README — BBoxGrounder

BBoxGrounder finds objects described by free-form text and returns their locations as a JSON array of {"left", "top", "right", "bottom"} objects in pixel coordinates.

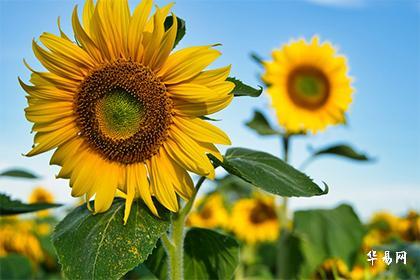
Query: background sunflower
[{"left": 262, "top": 36, "right": 353, "bottom": 133}]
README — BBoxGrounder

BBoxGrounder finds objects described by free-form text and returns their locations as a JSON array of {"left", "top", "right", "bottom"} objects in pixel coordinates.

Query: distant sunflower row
[
  {"left": 0, "top": 187, "right": 57, "bottom": 274},
  {"left": 187, "top": 193, "right": 280, "bottom": 244},
  {"left": 187, "top": 192, "right": 419, "bottom": 246}
]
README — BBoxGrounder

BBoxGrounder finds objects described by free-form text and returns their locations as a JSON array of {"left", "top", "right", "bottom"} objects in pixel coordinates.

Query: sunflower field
[{"left": 0, "top": 0, "right": 419, "bottom": 279}]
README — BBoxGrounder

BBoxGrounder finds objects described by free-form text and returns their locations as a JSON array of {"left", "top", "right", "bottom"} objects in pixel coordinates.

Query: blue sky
[{"left": 0, "top": 0, "right": 419, "bottom": 219}]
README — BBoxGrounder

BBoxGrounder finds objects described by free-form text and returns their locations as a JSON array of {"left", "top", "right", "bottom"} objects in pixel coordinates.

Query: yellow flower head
[
  {"left": 263, "top": 36, "right": 353, "bottom": 133},
  {"left": 399, "top": 210, "right": 420, "bottom": 242},
  {"left": 21, "top": 0, "right": 234, "bottom": 223},
  {"left": 369, "top": 211, "right": 401, "bottom": 241},
  {"left": 28, "top": 187, "right": 54, "bottom": 204},
  {"left": 314, "top": 258, "right": 349, "bottom": 280},
  {"left": 0, "top": 224, "right": 44, "bottom": 263},
  {"left": 187, "top": 193, "right": 229, "bottom": 229},
  {"left": 230, "top": 196, "right": 279, "bottom": 244},
  {"left": 29, "top": 187, "right": 55, "bottom": 217}
]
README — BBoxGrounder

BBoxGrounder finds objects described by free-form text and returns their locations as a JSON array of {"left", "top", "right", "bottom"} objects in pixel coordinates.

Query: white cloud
[{"left": 306, "top": 0, "right": 366, "bottom": 8}]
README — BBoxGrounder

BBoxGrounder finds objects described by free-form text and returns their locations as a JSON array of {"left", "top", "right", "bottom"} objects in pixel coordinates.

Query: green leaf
[
  {"left": 184, "top": 228, "right": 240, "bottom": 278},
  {"left": 0, "top": 254, "right": 33, "bottom": 279},
  {"left": 227, "top": 77, "right": 263, "bottom": 97},
  {"left": 145, "top": 228, "right": 240, "bottom": 280},
  {"left": 250, "top": 52, "right": 264, "bottom": 66},
  {"left": 277, "top": 231, "right": 304, "bottom": 279},
  {"left": 0, "top": 168, "right": 39, "bottom": 179},
  {"left": 164, "top": 15, "right": 186, "bottom": 49},
  {"left": 245, "top": 110, "right": 280, "bottom": 136},
  {"left": 208, "top": 148, "right": 328, "bottom": 197},
  {"left": 311, "top": 144, "right": 372, "bottom": 161},
  {"left": 0, "top": 193, "right": 61, "bottom": 216},
  {"left": 200, "top": 115, "right": 220, "bottom": 122},
  {"left": 124, "top": 264, "right": 159, "bottom": 280},
  {"left": 52, "top": 199, "right": 170, "bottom": 280},
  {"left": 214, "top": 175, "right": 253, "bottom": 201},
  {"left": 143, "top": 240, "right": 168, "bottom": 280},
  {"left": 293, "top": 204, "right": 365, "bottom": 277}
]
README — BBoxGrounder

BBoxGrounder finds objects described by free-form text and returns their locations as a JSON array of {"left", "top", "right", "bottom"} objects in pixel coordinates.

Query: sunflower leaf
[
  {"left": 145, "top": 228, "right": 240, "bottom": 280},
  {"left": 164, "top": 16, "right": 186, "bottom": 49},
  {"left": 250, "top": 52, "right": 264, "bottom": 66},
  {"left": 0, "top": 193, "right": 61, "bottom": 216},
  {"left": 0, "top": 168, "right": 39, "bottom": 179},
  {"left": 245, "top": 110, "right": 280, "bottom": 135},
  {"left": 310, "top": 143, "right": 373, "bottom": 161},
  {"left": 227, "top": 77, "right": 263, "bottom": 97},
  {"left": 293, "top": 204, "right": 365, "bottom": 278},
  {"left": 208, "top": 148, "right": 328, "bottom": 197},
  {"left": 0, "top": 254, "right": 33, "bottom": 279},
  {"left": 52, "top": 198, "right": 170, "bottom": 280}
]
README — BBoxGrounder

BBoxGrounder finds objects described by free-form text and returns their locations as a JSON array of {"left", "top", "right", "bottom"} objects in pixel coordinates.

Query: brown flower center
[
  {"left": 287, "top": 65, "right": 330, "bottom": 110},
  {"left": 249, "top": 201, "right": 277, "bottom": 224},
  {"left": 75, "top": 60, "right": 173, "bottom": 164}
]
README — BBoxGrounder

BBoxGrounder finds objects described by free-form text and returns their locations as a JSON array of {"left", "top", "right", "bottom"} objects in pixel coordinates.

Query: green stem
[
  {"left": 165, "top": 176, "right": 206, "bottom": 280},
  {"left": 276, "top": 135, "right": 291, "bottom": 279},
  {"left": 280, "top": 136, "right": 290, "bottom": 224}
]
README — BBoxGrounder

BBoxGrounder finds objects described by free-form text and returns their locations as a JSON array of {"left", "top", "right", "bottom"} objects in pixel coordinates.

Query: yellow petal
[
  {"left": 123, "top": 165, "right": 136, "bottom": 224},
  {"left": 40, "top": 33, "right": 95, "bottom": 70},
  {"left": 167, "top": 83, "right": 212, "bottom": 102},
  {"left": 149, "top": 13, "right": 178, "bottom": 71},
  {"left": 148, "top": 155, "right": 179, "bottom": 212},
  {"left": 94, "top": 162, "right": 120, "bottom": 213},
  {"left": 174, "top": 117, "right": 231, "bottom": 145},
  {"left": 188, "top": 65, "right": 231, "bottom": 86},
  {"left": 198, "top": 142, "right": 224, "bottom": 162},
  {"left": 165, "top": 126, "right": 215, "bottom": 178},
  {"left": 19, "top": 78, "right": 73, "bottom": 101},
  {"left": 132, "top": 163, "right": 158, "bottom": 216},
  {"left": 26, "top": 124, "right": 78, "bottom": 157},
  {"left": 70, "top": 152, "right": 101, "bottom": 197},
  {"left": 32, "top": 40, "right": 84, "bottom": 80},
  {"left": 159, "top": 148, "right": 194, "bottom": 200},
  {"left": 127, "top": 0, "right": 153, "bottom": 61},
  {"left": 158, "top": 46, "right": 221, "bottom": 84},
  {"left": 72, "top": 6, "right": 103, "bottom": 63},
  {"left": 173, "top": 93, "right": 233, "bottom": 116},
  {"left": 50, "top": 137, "right": 83, "bottom": 166},
  {"left": 82, "top": 0, "right": 95, "bottom": 35}
]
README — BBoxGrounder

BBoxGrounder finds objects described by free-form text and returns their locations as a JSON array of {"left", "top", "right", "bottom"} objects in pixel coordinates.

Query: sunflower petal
[
  {"left": 165, "top": 126, "right": 215, "bottom": 179},
  {"left": 174, "top": 117, "right": 231, "bottom": 145},
  {"left": 159, "top": 46, "right": 221, "bottom": 84},
  {"left": 148, "top": 155, "right": 179, "bottom": 212},
  {"left": 159, "top": 148, "right": 194, "bottom": 200},
  {"left": 94, "top": 162, "right": 120, "bottom": 213}
]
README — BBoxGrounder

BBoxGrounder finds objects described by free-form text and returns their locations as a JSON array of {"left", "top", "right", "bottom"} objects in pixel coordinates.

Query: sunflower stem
[
  {"left": 165, "top": 176, "right": 206, "bottom": 280},
  {"left": 276, "top": 135, "right": 291, "bottom": 279}
]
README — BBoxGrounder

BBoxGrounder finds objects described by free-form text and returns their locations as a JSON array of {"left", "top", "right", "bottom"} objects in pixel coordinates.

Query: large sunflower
[
  {"left": 230, "top": 196, "right": 279, "bottom": 244},
  {"left": 263, "top": 36, "right": 353, "bottom": 133},
  {"left": 21, "top": 0, "right": 233, "bottom": 223}
]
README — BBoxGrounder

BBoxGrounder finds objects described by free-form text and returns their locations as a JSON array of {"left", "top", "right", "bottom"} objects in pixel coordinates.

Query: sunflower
[
  {"left": 398, "top": 210, "right": 420, "bottom": 242},
  {"left": 29, "top": 187, "right": 54, "bottom": 204},
  {"left": 0, "top": 223, "right": 44, "bottom": 263},
  {"left": 313, "top": 258, "right": 349, "bottom": 280},
  {"left": 230, "top": 196, "right": 279, "bottom": 244},
  {"left": 262, "top": 36, "right": 353, "bottom": 133},
  {"left": 21, "top": 0, "right": 233, "bottom": 222},
  {"left": 29, "top": 187, "right": 55, "bottom": 217},
  {"left": 368, "top": 211, "right": 401, "bottom": 242},
  {"left": 187, "top": 193, "right": 229, "bottom": 229}
]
